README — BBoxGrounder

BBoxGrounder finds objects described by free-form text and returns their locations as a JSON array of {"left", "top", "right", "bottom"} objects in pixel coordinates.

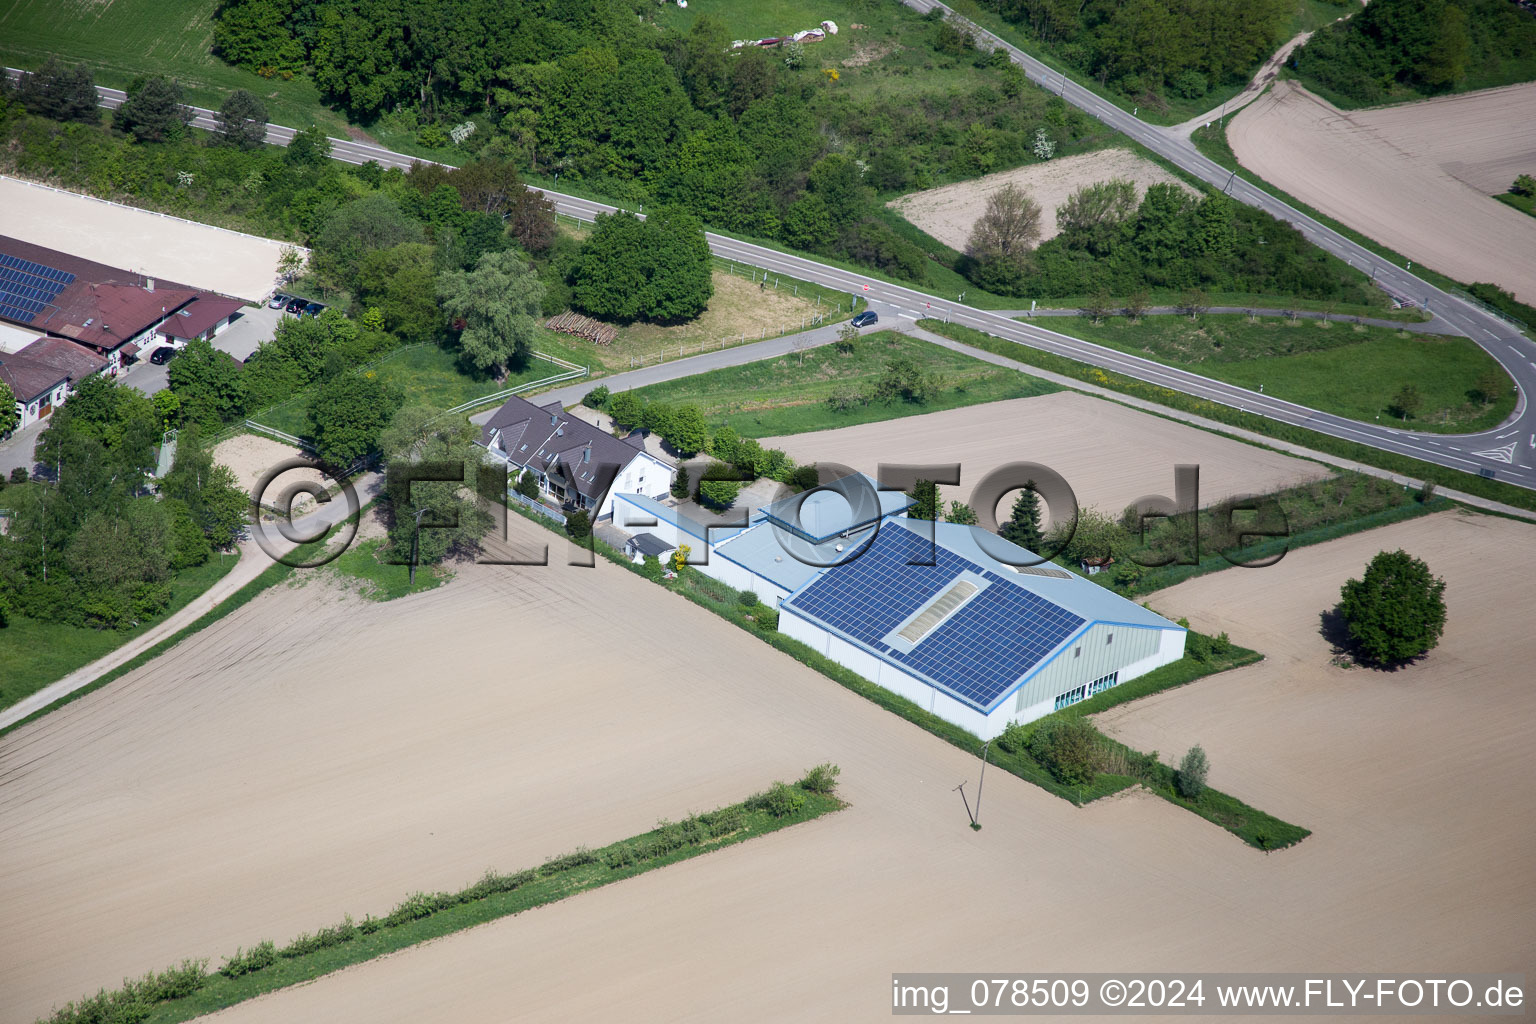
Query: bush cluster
[{"left": 41, "top": 960, "right": 208, "bottom": 1024}]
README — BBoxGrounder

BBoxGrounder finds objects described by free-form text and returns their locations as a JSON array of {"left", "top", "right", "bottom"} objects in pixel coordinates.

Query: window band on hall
[{"left": 1053, "top": 671, "right": 1120, "bottom": 710}]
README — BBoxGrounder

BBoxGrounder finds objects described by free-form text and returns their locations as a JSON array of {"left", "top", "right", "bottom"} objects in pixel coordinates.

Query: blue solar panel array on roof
[
  {"left": 0, "top": 251, "right": 75, "bottom": 324},
  {"left": 783, "top": 525, "right": 1085, "bottom": 711}
]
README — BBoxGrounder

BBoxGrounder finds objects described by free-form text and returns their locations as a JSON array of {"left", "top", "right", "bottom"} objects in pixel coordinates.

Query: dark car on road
[
  {"left": 149, "top": 346, "right": 177, "bottom": 365},
  {"left": 268, "top": 293, "right": 287, "bottom": 309},
  {"left": 851, "top": 311, "right": 878, "bottom": 328},
  {"left": 284, "top": 297, "right": 306, "bottom": 314}
]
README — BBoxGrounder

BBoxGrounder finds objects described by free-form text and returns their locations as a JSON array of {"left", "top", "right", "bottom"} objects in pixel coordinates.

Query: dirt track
[
  {"left": 200, "top": 512, "right": 1534, "bottom": 1023},
  {"left": 1227, "top": 80, "right": 1536, "bottom": 302},
  {"left": 0, "top": 175, "right": 292, "bottom": 303},
  {"left": 887, "top": 149, "right": 1197, "bottom": 251},
  {"left": 761, "top": 391, "right": 1330, "bottom": 528}
]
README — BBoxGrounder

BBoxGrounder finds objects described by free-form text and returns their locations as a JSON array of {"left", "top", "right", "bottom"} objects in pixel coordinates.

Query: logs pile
[{"left": 545, "top": 310, "right": 617, "bottom": 345}]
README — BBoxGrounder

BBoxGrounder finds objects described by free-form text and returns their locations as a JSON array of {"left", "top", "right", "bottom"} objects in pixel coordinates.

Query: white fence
[{"left": 441, "top": 362, "right": 590, "bottom": 416}]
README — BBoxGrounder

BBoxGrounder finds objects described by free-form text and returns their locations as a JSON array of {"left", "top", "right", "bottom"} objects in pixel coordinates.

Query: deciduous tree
[
  {"left": 436, "top": 249, "right": 544, "bottom": 374},
  {"left": 966, "top": 184, "right": 1042, "bottom": 292},
  {"left": 311, "top": 369, "right": 401, "bottom": 467},
  {"left": 1337, "top": 549, "right": 1447, "bottom": 665}
]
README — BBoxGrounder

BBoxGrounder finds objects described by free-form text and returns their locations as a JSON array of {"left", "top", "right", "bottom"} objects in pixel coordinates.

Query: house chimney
[
  {"left": 583, "top": 443, "right": 591, "bottom": 463},
  {"left": 550, "top": 412, "right": 558, "bottom": 426},
  {"left": 145, "top": 277, "right": 154, "bottom": 293}
]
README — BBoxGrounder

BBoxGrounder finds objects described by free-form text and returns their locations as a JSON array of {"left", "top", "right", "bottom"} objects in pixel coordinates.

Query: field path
[{"left": 0, "top": 470, "right": 381, "bottom": 733}]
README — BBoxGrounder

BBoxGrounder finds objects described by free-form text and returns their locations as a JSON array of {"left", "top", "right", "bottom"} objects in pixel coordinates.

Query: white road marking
[
  {"left": 898, "top": 312, "right": 919, "bottom": 320},
  {"left": 1471, "top": 442, "right": 1518, "bottom": 463},
  {"left": 1498, "top": 430, "right": 1519, "bottom": 439}
]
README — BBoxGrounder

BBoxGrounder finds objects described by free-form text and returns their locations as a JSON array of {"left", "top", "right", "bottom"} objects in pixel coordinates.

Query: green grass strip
[
  {"left": 40, "top": 787, "right": 844, "bottom": 1024},
  {"left": 0, "top": 525, "right": 345, "bottom": 741},
  {"left": 917, "top": 318, "right": 1536, "bottom": 513}
]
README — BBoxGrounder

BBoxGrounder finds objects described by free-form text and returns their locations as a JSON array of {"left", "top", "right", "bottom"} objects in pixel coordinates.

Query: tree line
[
  {"left": 1295, "top": 0, "right": 1536, "bottom": 106},
  {"left": 208, "top": 1, "right": 1100, "bottom": 283},
  {"left": 0, "top": 378, "right": 246, "bottom": 629},
  {"left": 977, "top": 0, "right": 1348, "bottom": 108}
]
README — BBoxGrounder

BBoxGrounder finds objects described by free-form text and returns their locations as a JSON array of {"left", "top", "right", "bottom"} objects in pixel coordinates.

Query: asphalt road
[{"left": 7, "top": 58, "right": 1534, "bottom": 488}]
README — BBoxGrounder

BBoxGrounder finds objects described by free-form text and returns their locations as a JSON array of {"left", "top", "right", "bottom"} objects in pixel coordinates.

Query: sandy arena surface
[
  {"left": 1227, "top": 80, "right": 1536, "bottom": 302},
  {"left": 213, "top": 433, "right": 326, "bottom": 515},
  {"left": 174, "top": 511, "right": 1534, "bottom": 1024},
  {"left": 887, "top": 149, "right": 1199, "bottom": 251},
  {"left": 0, "top": 175, "right": 294, "bottom": 302},
  {"left": 760, "top": 391, "right": 1330, "bottom": 528}
]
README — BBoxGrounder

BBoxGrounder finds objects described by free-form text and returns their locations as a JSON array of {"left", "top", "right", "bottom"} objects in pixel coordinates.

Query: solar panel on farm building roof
[{"left": 782, "top": 521, "right": 1086, "bottom": 711}]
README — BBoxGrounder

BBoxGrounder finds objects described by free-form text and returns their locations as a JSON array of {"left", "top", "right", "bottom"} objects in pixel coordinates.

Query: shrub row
[
  {"left": 40, "top": 774, "right": 841, "bottom": 1024},
  {"left": 40, "top": 960, "right": 208, "bottom": 1024},
  {"left": 917, "top": 319, "right": 1536, "bottom": 514}
]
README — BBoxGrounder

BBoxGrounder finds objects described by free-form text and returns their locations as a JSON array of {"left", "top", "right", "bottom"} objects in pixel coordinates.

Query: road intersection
[{"left": 7, "top": 48, "right": 1532, "bottom": 489}]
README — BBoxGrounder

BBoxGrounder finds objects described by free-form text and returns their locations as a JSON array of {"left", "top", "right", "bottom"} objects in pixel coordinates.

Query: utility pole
[{"left": 972, "top": 740, "right": 992, "bottom": 830}]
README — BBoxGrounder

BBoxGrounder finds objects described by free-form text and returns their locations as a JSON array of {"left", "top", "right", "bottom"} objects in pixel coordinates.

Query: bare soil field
[
  {"left": 1227, "top": 80, "right": 1536, "bottom": 301},
  {"left": 1095, "top": 510, "right": 1536, "bottom": 963},
  {"left": 198, "top": 515, "right": 1535, "bottom": 1024},
  {"left": 212, "top": 433, "right": 324, "bottom": 515},
  {"left": 887, "top": 149, "right": 1199, "bottom": 251},
  {"left": 760, "top": 390, "right": 1330, "bottom": 528},
  {"left": 2, "top": 499, "right": 1530, "bottom": 1022},
  {"left": 0, "top": 175, "right": 293, "bottom": 303}
]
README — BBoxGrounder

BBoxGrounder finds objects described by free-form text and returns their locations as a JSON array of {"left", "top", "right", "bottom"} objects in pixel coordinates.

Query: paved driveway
[{"left": 0, "top": 303, "right": 288, "bottom": 476}]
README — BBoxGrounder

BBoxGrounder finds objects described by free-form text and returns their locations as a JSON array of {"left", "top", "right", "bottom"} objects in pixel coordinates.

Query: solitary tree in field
[
  {"left": 1388, "top": 383, "right": 1423, "bottom": 421},
  {"left": 1513, "top": 174, "right": 1536, "bottom": 198},
  {"left": 1000, "top": 482, "right": 1044, "bottom": 553},
  {"left": 1337, "top": 549, "right": 1447, "bottom": 666},
  {"left": 1080, "top": 288, "right": 1113, "bottom": 325},
  {"left": 966, "top": 184, "right": 1042, "bottom": 293},
  {"left": 1179, "top": 287, "right": 1210, "bottom": 320},
  {"left": 1473, "top": 369, "right": 1507, "bottom": 406},
  {"left": 215, "top": 89, "right": 268, "bottom": 149},
  {"left": 380, "top": 405, "right": 493, "bottom": 567}
]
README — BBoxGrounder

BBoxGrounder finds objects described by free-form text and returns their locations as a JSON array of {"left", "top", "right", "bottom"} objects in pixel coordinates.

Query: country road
[{"left": 6, "top": 49, "right": 1534, "bottom": 489}]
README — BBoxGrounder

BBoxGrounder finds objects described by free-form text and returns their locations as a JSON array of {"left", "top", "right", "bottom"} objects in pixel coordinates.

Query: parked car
[
  {"left": 268, "top": 293, "right": 287, "bottom": 309},
  {"left": 851, "top": 311, "right": 878, "bottom": 328},
  {"left": 149, "top": 346, "right": 177, "bottom": 365},
  {"left": 284, "top": 297, "right": 306, "bottom": 314},
  {"left": 303, "top": 302, "right": 324, "bottom": 318}
]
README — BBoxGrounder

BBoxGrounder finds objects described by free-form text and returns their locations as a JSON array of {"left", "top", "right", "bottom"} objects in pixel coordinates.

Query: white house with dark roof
[
  {"left": 777, "top": 519, "right": 1186, "bottom": 739},
  {"left": 477, "top": 394, "right": 673, "bottom": 518}
]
